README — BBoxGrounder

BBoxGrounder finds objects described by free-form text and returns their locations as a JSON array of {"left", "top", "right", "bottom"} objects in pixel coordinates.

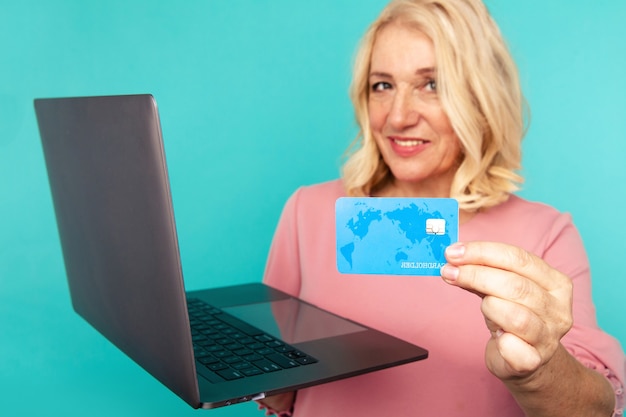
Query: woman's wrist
[
  {"left": 256, "top": 391, "right": 296, "bottom": 416},
  {"left": 256, "top": 400, "right": 294, "bottom": 416}
]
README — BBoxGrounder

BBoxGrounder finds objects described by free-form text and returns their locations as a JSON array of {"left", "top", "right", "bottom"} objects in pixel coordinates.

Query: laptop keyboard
[{"left": 187, "top": 298, "right": 318, "bottom": 382}]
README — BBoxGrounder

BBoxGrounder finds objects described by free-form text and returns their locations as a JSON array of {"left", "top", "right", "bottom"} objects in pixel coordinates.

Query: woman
[{"left": 258, "top": 0, "right": 625, "bottom": 415}]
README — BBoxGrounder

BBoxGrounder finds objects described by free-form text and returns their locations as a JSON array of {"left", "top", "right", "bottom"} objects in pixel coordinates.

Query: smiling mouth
[{"left": 391, "top": 137, "right": 428, "bottom": 147}]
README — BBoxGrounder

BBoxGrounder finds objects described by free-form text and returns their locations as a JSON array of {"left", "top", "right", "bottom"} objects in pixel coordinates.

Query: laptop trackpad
[{"left": 223, "top": 299, "right": 365, "bottom": 344}]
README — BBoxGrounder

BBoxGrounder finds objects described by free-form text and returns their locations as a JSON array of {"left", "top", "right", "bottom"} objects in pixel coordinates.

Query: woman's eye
[
  {"left": 371, "top": 82, "right": 392, "bottom": 92},
  {"left": 425, "top": 79, "right": 437, "bottom": 92}
]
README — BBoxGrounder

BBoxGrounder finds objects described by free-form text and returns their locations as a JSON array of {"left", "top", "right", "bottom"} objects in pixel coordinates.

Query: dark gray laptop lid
[{"left": 34, "top": 94, "right": 201, "bottom": 407}]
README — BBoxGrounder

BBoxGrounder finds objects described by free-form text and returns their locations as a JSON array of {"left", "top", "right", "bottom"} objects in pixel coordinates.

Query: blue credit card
[{"left": 336, "top": 197, "right": 459, "bottom": 276}]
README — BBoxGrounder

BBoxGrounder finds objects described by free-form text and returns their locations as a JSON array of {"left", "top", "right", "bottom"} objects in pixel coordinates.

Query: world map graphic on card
[{"left": 335, "top": 197, "right": 459, "bottom": 276}]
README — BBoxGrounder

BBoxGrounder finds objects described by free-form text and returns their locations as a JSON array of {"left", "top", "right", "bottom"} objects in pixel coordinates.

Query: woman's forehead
[{"left": 369, "top": 23, "right": 436, "bottom": 74}]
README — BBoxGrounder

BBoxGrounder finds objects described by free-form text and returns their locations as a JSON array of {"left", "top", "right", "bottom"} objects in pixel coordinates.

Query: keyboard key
[
  {"left": 265, "top": 353, "right": 299, "bottom": 369},
  {"left": 252, "top": 359, "right": 282, "bottom": 372},
  {"left": 246, "top": 342, "right": 266, "bottom": 350},
  {"left": 223, "top": 355, "right": 244, "bottom": 365},
  {"left": 232, "top": 361, "right": 254, "bottom": 370},
  {"left": 254, "top": 335, "right": 274, "bottom": 343},
  {"left": 256, "top": 347, "right": 275, "bottom": 356},
  {"left": 233, "top": 348, "right": 254, "bottom": 357},
  {"left": 243, "top": 353, "right": 264, "bottom": 362},
  {"left": 225, "top": 343, "right": 244, "bottom": 351},
  {"left": 274, "top": 345, "right": 294, "bottom": 354},
  {"left": 216, "top": 368, "right": 244, "bottom": 381},
  {"left": 286, "top": 350, "right": 307, "bottom": 359},
  {"left": 208, "top": 362, "right": 228, "bottom": 371},
  {"left": 295, "top": 356, "right": 318, "bottom": 365},
  {"left": 205, "top": 345, "right": 224, "bottom": 353},
  {"left": 213, "top": 350, "right": 234, "bottom": 359},
  {"left": 198, "top": 355, "right": 220, "bottom": 365},
  {"left": 242, "top": 367, "right": 264, "bottom": 377}
]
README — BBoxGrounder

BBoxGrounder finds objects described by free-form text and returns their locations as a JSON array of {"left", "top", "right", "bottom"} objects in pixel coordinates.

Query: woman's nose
[{"left": 388, "top": 90, "right": 420, "bottom": 130}]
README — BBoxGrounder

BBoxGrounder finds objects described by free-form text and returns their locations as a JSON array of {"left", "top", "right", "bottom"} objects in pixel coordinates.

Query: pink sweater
[{"left": 263, "top": 179, "right": 625, "bottom": 416}]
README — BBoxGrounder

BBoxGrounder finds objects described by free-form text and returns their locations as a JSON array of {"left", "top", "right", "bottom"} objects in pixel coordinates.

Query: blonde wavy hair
[{"left": 342, "top": 0, "right": 526, "bottom": 211}]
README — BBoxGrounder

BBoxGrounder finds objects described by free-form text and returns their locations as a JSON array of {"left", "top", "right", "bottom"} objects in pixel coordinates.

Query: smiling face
[{"left": 368, "top": 22, "right": 462, "bottom": 197}]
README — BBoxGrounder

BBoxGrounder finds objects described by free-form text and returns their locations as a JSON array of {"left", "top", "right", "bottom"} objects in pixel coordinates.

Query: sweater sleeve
[
  {"left": 262, "top": 188, "right": 304, "bottom": 297},
  {"left": 541, "top": 213, "right": 625, "bottom": 415}
]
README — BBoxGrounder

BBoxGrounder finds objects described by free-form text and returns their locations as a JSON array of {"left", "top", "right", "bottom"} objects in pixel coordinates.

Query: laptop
[{"left": 33, "top": 94, "right": 428, "bottom": 409}]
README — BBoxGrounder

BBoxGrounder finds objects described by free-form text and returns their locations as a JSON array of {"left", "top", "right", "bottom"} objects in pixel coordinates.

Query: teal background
[{"left": 1, "top": 1, "right": 624, "bottom": 416}]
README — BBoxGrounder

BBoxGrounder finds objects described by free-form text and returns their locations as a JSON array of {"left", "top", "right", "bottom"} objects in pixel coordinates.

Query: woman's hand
[
  {"left": 257, "top": 391, "right": 296, "bottom": 415},
  {"left": 440, "top": 241, "right": 573, "bottom": 381}
]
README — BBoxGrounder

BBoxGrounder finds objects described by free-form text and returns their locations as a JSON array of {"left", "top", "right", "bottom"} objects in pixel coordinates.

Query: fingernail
[
  {"left": 440, "top": 264, "right": 459, "bottom": 282},
  {"left": 445, "top": 242, "right": 465, "bottom": 259}
]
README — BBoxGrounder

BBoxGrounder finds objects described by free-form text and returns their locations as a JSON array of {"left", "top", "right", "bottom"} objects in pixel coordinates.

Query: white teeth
[{"left": 393, "top": 139, "right": 425, "bottom": 147}]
